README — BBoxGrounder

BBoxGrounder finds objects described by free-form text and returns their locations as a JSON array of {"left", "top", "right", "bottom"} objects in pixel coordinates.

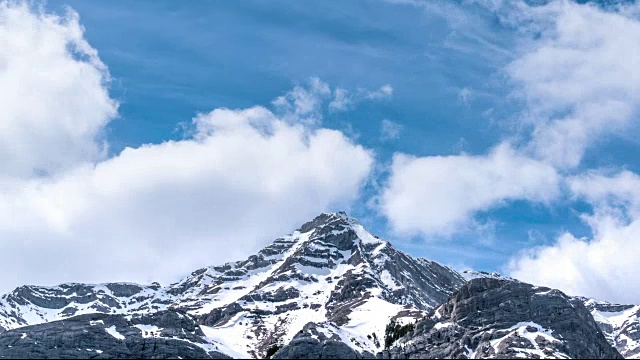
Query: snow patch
[
  {"left": 105, "top": 325, "right": 125, "bottom": 340},
  {"left": 134, "top": 324, "right": 163, "bottom": 338}
]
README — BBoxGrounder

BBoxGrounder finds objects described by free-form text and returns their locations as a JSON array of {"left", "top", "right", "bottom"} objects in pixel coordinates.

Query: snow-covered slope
[
  {"left": 188, "top": 212, "right": 465, "bottom": 358},
  {"left": 0, "top": 282, "right": 169, "bottom": 331},
  {"left": 578, "top": 297, "right": 640, "bottom": 359},
  {"left": 460, "top": 269, "right": 513, "bottom": 281},
  {"left": 0, "top": 212, "right": 465, "bottom": 358}
]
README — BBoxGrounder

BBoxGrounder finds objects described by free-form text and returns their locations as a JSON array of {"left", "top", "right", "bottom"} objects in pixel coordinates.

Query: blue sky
[
  {"left": 48, "top": 0, "right": 509, "bottom": 153},
  {"left": 2, "top": 0, "right": 640, "bottom": 303},
  {"left": 45, "top": 0, "right": 530, "bottom": 269},
  {"left": 45, "top": 0, "right": 640, "bottom": 278}
]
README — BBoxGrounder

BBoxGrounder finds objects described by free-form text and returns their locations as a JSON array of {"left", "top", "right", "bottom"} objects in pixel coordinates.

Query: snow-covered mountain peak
[
  {"left": 297, "top": 211, "right": 357, "bottom": 232},
  {"left": 0, "top": 212, "right": 465, "bottom": 358},
  {"left": 1, "top": 213, "right": 634, "bottom": 359}
]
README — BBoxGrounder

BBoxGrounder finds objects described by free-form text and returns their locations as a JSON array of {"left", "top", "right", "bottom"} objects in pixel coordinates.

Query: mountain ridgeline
[{"left": 0, "top": 212, "right": 635, "bottom": 359}]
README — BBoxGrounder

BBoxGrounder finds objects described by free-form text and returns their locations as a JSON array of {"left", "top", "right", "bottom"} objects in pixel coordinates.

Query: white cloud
[
  {"left": 569, "top": 170, "right": 640, "bottom": 216},
  {"left": 506, "top": 1, "right": 640, "bottom": 168},
  {"left": 379, "top": 119, "right": 402, "bottom": 141},
  {"left": 380, "top": 143, "right": 560, "bottom": 236},
  {"left": 509, "top": 171, "right": 640, "bottom": 304},
  {"left": 0, "top": 2, "right": 118, "bottom": 179},
  {"left": 272, "top": 77, "right": 331, "bottom": 125},
  {"left": 365, "top": 84, "right": 393, "bottom": 100},
  {"left": 328, "top": 84, "right": 393, "bottom": 112},
  {"left": 379, "top": 0, "right": 640, "bottom": 249},
  {"left": 494, "top": 1, "right": 640, "bottom": 303},
  {"left": 0, "top": 106, "right": 373, "bottom": 291},
  {"left": 328, "top": 88, "right": 351, "bottom": 112},
  {"left": 0, "top": 3, "right": 374, "bottom": 292}
]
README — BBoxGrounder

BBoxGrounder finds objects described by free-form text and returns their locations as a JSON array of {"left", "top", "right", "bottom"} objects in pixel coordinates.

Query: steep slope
[
  {"left": 192, "top": 212, "right": 465, "bottom": 358},
  {"left": 381, "top": 278, "right": 622, "bottom": 359},
  {"left": 0, "top": 212, "right": 465, "bottom": 359},
  {"left": 578, "top": 297, "right": 640, "bottom": 359}
]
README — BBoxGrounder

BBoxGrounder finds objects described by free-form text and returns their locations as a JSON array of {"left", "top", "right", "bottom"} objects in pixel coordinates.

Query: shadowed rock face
[
  {"left": 0, "top": 311, "right": 230, "bottom": 359},
  {"left": 272, "top": 322, "right": 375, "bottom": 359},
  {"left": 380, "top": 278, "right": 623, "bottom": 359}
]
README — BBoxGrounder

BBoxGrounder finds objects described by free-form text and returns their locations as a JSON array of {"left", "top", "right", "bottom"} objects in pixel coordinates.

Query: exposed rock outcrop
[{"left": 381, "top": 278, "right": 622, "bottom": 359}]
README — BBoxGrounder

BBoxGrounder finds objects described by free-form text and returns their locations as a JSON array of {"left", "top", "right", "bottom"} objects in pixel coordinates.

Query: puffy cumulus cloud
[
  {"left": 380, "top": 143, "right": 560, "bottom": 236},
  {"left": 0, "top": 3, "right": 374, "bottom": 292},
  {"left": 569, "top": 170, "right": 640, "bottom": 216},
  {"left": 506, "top": 0, "right": 640, "bottom": 168},
  {"left": 509, "top": 171, "right": 640, "bottom": 304},
  {"left": 500, "top": 1, "right": 640, "bottom": 303},
  {"left": 0, "top": 2, "right": 117, "bottom": 179},
  {"left": 0, "top": 106, "right": 373, "bottom": 291},
  {"left": 379, "top": 0, "right": 640, "bottom": 246}
]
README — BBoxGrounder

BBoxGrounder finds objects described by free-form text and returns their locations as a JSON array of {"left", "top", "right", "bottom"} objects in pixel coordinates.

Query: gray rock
[
  {"left": 0, "top": 311, "right": 230, "bottom": 359},
  {"left": 200, "top": 302, "right": 244, "bottom": 327},
  {"left": 382, "top": 278, "right": 623, "bottom": 359},
  {"left": 273, "top": 338, "right": 367, "bottom": 359},
  {"left": 273, "top": 323, "right": 374, "bottom": 359}
]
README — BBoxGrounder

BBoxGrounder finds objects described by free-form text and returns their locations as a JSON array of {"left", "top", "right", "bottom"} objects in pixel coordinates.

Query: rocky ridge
[
  {"left": 0, "top": 212, "right": 634, "bottom": 359},
  {"left": 0, "top": 212, "right": 465, "bottom": 358},
  {"left": 380, "top": 278, "right": 623, "bottom": 359},
  {"left": 0, "top": 310, "right": 230, "bottom": 359}
]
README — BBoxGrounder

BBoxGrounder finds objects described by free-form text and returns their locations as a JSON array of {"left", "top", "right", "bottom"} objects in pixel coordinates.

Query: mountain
[
  {"left": 0, "top": 212, "right": 465, "bottom": 358},
  {"left": 173, "top": 212, "right": 465, "bottom": 358},
  {"left": 380, "top": 278, "right": 622, "bottom": 359},
  {"left": 0, "top": 212, "right": 633, "bottom": 359}
]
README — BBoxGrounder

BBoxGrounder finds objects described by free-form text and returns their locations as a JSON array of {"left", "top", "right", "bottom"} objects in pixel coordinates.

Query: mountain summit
[{"left": 0, "top": 212, "right": 464, "bottom": 358}]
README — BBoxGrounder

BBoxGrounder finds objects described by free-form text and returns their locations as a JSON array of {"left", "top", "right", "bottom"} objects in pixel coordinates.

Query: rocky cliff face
[
  {"left": 380, "top": 278, "right": 623, "bottom": 359},
  {"left": 188, "top": 212, "right": 465, "bottom": 358},
  {"left": 0, "top": 310, "right": 229, "bottom": 359}
]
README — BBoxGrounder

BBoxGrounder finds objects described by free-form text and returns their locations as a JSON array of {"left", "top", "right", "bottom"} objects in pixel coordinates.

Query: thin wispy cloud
[
  {"left": 379, "top": 119, "right": 403, "bottom": 141},
  {"left": 328, "top": 84, "right": 394, "bottom": 112}
]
